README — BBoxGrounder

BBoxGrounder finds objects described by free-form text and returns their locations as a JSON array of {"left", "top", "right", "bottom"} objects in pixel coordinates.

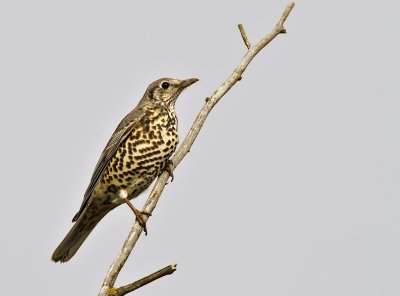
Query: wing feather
[{"left": 72, "top": 106, "right": 147, "bottom": 222}]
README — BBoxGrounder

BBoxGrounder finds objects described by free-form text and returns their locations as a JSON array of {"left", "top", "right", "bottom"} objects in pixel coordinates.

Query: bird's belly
[{"left": 96, "top": 114, "right": 178, "bottom": 205}]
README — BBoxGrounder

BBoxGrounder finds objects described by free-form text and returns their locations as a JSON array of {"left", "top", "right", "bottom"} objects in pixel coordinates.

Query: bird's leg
[
  {"left": 163, "top": 160, "right": 174, "bottom": 182},
  {"left": 122, "top": 197, "right": 152, "bottom": 235}
]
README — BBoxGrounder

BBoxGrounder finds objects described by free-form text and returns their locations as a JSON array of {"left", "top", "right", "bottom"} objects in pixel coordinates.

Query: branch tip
[
  {"left": 115, "top": 264, "right": 178, "bottom": 295},
  {"left": 277, "top": 2, "right": 295, "bottom": 28},
  {"left": 238, "top": 24, "right": 251, "bottom": 49}
]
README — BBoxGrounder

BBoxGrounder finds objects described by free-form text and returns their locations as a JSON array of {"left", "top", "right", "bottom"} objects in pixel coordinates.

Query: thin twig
[
  {"left": 238, "top": 24, "right": 251, "bottom": 49},
  {"left": 108, "top": 264, "right": 177, "bottom": 296},
  {"left": 99, "top": 2, "right": 294, "bottom": 295}
]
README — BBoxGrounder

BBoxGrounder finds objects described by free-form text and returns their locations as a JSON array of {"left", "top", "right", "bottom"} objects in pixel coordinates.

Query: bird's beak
[
  {"left": 172, "top": 78, "right": 198, "bottom": 103},
  {"left": 180, "top": 78, "right": 199, "bottom": 88}
]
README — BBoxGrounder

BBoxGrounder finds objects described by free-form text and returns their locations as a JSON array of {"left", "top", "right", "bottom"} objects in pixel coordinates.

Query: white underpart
[{"left": 118, "top": 189, "right": 128, "bottom": 199}]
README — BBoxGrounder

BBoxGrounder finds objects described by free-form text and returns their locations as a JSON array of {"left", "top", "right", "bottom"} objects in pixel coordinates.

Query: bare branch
[
  {"left": 107, "top": 264, "right": 177, "bottom": 296},
  {"left": 277, "top": 2, "right": 295, "bottom": 29},
  {"left": 238, "top": 24, "right": 251, "bottom": 49},
  {"left": 99, "top": 2, "right": 294, "bottom": 295}
]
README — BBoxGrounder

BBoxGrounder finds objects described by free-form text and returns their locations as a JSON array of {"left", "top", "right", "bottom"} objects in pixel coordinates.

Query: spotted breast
[{"left": 97, "top": 104, "right": 178, "bottom": 205}]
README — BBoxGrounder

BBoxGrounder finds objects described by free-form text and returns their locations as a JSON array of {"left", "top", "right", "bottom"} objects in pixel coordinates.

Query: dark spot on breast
[{"left": 138, "top": 160, "right": 147, "bottom": 166}]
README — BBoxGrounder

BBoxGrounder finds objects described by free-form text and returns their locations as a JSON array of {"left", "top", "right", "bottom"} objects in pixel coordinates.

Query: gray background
[{"left": 1, "top": 0, "right": 399, "bottom": 295}]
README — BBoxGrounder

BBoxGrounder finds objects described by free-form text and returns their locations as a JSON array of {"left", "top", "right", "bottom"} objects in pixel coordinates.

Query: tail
[{"left": 52, "top": 211, "right": 106, "bottom": 263}]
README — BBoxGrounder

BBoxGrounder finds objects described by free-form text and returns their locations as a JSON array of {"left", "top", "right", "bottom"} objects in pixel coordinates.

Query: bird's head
[{"left": 142, "top": 77, "right": 198, "bottom": 107}]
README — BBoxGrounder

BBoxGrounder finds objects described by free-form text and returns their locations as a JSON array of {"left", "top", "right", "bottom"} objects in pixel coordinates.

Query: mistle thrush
[{"left": 52, "top": 77, "right": 198, "bottom": 263}]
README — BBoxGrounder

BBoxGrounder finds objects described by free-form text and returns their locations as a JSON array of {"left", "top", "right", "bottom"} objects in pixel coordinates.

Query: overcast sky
[{"left": 1, "top": 0, "right": 399, "bottom": 295}]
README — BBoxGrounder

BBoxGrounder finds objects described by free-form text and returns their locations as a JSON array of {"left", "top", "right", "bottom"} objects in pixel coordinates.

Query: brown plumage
[{"left": 52, "top": 78, "right": 198, "bottom": 263}]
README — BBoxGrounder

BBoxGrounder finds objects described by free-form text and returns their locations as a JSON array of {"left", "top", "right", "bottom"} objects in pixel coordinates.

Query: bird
[{"left": 52, "top": 77, "right": 198, "bottom": 263}]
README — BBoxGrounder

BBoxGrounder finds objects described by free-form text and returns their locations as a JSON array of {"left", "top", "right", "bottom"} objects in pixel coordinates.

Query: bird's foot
[
  {"left": 163, "top": 160, "right": 174, "bottom": 182},
  {"left": 134, "top": 210, "right": 152, "bottom": 235},
  {"left": 123, "top": 197, "right": 152, "bottom": 235}
]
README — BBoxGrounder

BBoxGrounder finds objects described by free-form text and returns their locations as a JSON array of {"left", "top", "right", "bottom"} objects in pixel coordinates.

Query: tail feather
[{"left": 52, "top": 211, "right": 105, "bottom": 263}]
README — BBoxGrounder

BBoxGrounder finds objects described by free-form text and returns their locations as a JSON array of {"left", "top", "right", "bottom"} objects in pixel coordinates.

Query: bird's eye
[{"left": 161, "top": 82, "right": 170, "bottom": 89}]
